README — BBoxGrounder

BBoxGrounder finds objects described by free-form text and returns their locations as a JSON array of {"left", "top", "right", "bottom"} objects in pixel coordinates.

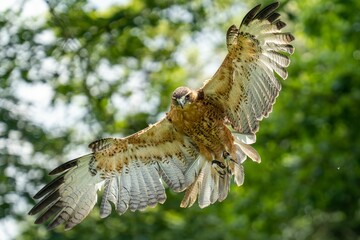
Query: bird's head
[{"left": 171, "top": 86, "right": 197, "bottom": 109}]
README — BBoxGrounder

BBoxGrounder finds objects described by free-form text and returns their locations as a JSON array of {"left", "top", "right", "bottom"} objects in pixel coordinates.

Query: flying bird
[{"left": 29, "top": 2, "right": 294, "bottom": 230}]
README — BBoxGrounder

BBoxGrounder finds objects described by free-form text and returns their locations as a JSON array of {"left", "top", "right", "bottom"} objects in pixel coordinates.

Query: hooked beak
[
  {"left": 177, "top": 98, "right": 185, "bottom": 109},
  {"left": 173, "top": 96, "right": 185, "bottom": 109}
]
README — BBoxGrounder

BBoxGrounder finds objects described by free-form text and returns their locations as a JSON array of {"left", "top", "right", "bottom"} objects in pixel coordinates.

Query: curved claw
[
  {"left": 212, "top": 160, "right": 226, "bottom": 176},
  {"left": 223, "top": 151, "right": 237, "bottom": 163},
  {"left": 212, "top": 160, "right": 225, "bottom": 169}
]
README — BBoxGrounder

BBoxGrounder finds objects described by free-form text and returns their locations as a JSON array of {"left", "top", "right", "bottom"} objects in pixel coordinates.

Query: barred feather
[
  {"left": 29, "top": 2, "right": 293, "bottom": 230},
  {"left": 29, "top": 119, "right": 199, "bottom": 230},
  {"left": 202, "top": 1, "right": 294, "bottom": 134}
]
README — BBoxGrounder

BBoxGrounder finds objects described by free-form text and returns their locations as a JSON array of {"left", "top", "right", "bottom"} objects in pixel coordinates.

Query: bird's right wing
[{"left": 28, "top": 118, "right": 200, "bottom": 230}]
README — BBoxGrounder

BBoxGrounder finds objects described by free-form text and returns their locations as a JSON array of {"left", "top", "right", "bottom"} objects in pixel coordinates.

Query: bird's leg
[
  {"left": 222, "top": 151, "right": 237, "bottom": 163},
  {"left": 211, "top": 160, "right": 226, "bottom": 176},
  {"left": 212, "top": 159, "right": 225, "bottom": 168},
  {"left": 211, "top": 149, "right": 238, "bottom": 176},
  {"left": 222, "top": 151, "right": 236, "bottom": 174}
]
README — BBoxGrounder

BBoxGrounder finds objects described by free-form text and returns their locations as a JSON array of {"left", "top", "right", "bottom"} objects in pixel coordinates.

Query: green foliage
[{"left": 1, "top": 0, "right": 359, "bottom": 239}]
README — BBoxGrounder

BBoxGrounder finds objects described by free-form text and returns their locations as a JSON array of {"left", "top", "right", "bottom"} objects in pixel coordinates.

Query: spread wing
[
  {"left": 28, "top": 118, "right": 199, "bottom": 230},
  {"left": 201, "top": 2, "right": 294, "bottom": 135}
]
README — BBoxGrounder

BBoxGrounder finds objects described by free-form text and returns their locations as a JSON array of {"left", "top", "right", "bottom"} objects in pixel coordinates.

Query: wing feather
[
  {"left": 139, "top": 164, "right": 158, "bottom": 207},
  {"left": 29, "top": 118, "right": 200, "bottom": 229},
  {"left": 29, "top": 2, "right": 294, "bottom": 229},
  {"left": 100, "top": 178, "right": 114, "bottom": 218},
  {"left": 263, "top": 50, "right": 291, "bottom": 67},
  {"left": 63, "top": 187, "right": 98, "bottom": 230},
  {"left": 158, "top": 159, "right": 186, "bottom": 192},
  {"left": 128, "top": 163, "right": 141, "bottom": 212},
  {"left": 201, "top": 2, "right": 294, "bottom": 134},
  {"left": 117, "top": 170, "right": 131, "bottom": 214},
  {"left": 147, "top": 163, "right": 167, "bottom": 204},
  {"left": 254, "top": 2, "right": 279, "bottom": 20}
]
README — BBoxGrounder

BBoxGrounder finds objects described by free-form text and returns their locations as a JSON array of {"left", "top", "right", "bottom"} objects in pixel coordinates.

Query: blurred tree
[{"left": 0, "top": 0, "right": 359, "bottom": 239}]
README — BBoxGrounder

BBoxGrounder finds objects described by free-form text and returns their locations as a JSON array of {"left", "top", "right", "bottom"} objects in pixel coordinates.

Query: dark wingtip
[
  {"left": 241, "top": 2, "right": 283, "bottom": 27},
  {"left": 287, "top": 45, "right": 295, "bottom": 54},
  {"left": 28, "top": 190, "right": 60, "bottom": 215},
  {"left": 254, "top": 2, "right": 280, "bottom": 21},
  {"left": 47, "top": 220, "right": 61, "bottom": 230},
  {"left": 240, "top": 4, "right": 261, "bottom": 27},
  {"left": 287, "top": 33, "right": 295, "bottom": 42},
  {"left": 267, "top": 12, "right": 280, "bottom": 23},
  {"left": 34, "top": 205, "right": 61, "bottom": 225},
  {"left": 49, "top": 158, "right": 78, "bottom": 175},
  {"left": 275, "top": 20, "right": 287, "bottom": 30},
  {"left": 33, "top": 173, "right": 65, "bottom": 199}
]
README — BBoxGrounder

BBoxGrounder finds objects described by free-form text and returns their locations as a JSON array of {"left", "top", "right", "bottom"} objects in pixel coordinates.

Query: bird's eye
[{"left": 185, "top": 94, "right": 190, "bottom": 101}]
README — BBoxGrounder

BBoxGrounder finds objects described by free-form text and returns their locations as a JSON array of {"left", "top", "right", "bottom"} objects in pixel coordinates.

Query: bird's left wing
[
  {"left": 201, "top": 2, "right": 294, "bottom": 135},
  {"left": 28, "top": 118, "right": 199, "bottom": 230}
]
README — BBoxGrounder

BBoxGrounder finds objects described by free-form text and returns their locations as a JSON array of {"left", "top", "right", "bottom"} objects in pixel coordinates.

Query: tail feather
[
  {"left": 180, "top": 156, "right": 206, "bottom": 208},
  {"left": 180, "top": 177, "right": 201, "bottom": 208},
  {"left": 236, "top": 141, "right": 261, "bottom": 163},
  {"left": 234, "top": 163, "right": 245, "bottom": 186},
  {"left": 180, "top": 132, "right": 259, "bottom": 208},
  {"left": 218, "top": 174, "right": 231, "bottom": 202},
  {"left": 210, "top": 173, "right": 220, "bottom": 204},
  {"left": 198, "top": 162, "right": 212, "bottom": 208}
]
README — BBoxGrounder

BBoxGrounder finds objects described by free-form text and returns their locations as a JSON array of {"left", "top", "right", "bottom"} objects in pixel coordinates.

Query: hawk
[{"left": 29, "top": 2, "right": 294, "bottom": 230}]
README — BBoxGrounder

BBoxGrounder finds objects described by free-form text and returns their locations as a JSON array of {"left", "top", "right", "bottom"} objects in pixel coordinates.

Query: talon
[
  {"left": 212, "top": 160, "right": 227, "bottom": 176},
  {"left": 212, "top": 160, "right": 225, "bottom": 169},
  {"left": 222, "top": 151, "right": 230, "bottom": 159},
  {"left": 223, "top": 151, "right": 237, "bottom": 164}
]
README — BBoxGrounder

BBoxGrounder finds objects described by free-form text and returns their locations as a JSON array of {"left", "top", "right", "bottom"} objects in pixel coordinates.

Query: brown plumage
[{"left": 29, "top": 2, "right": 294, "bottom": 230}]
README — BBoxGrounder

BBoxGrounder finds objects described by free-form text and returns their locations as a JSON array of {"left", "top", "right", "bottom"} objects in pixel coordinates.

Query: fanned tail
[
  {"left": 180, "top": 133, "right": 258, "bottom": 208},
  {"left": 180, "top": 157, "right": 231, "bottom": 208}
]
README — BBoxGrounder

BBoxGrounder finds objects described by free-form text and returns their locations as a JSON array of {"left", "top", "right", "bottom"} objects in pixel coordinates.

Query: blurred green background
[{"left": 1, "top": 0, "right": 359, "bottom": 239}]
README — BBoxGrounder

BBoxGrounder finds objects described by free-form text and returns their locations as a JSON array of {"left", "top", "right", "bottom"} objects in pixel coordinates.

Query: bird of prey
[{"left": 29, "top": 2, "right": 294, "bottom": 230}]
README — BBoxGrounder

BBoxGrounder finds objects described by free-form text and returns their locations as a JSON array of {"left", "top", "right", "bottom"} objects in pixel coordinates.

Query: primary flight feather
[{"left": 29, "top": 2, "right": 294, "bottom": 230}]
